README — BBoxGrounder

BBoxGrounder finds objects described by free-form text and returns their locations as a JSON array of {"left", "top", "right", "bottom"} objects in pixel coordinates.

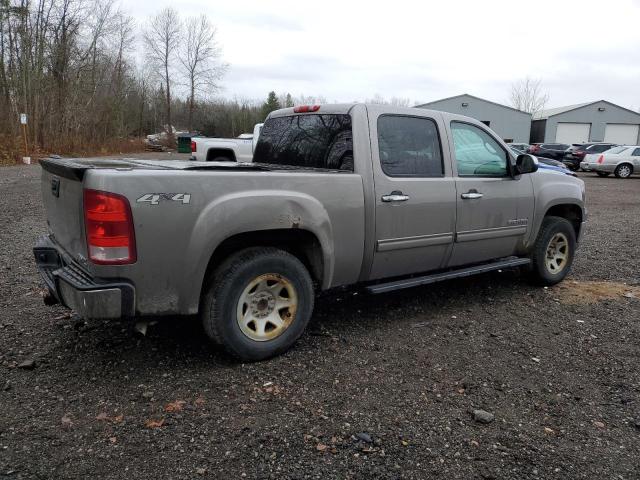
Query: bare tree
[
  {"left": 510, "top": 77, "right": 549, "bottom": 116},
  {"left": 180, "top": 14, "right": 225, "bottom": 132},
  {"left": 143, "top": 7, "right": 181, "bottom": 139}
]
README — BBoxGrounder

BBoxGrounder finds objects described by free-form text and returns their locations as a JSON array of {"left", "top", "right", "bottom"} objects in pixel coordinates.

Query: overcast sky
[{"left": 127, "top": 0, "right": 640, "bottom": 110}]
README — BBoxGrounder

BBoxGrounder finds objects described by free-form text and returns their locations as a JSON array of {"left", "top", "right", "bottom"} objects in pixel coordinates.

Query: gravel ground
[{"left": 1, "top": 165, "right": 639, "bottom": 479}]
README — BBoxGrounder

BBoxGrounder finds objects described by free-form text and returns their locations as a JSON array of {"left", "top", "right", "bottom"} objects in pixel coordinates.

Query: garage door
[
  {"left": 555, "top": 123, "right": 591, "bottom": 144},
  {"left": 604, "top": 124, "right": 640, "bottom": 144}
]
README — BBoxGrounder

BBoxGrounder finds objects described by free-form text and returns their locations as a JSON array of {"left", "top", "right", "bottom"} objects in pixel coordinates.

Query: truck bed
[{"left": 39, "top": 157, "right": 366, "bottom": 316}]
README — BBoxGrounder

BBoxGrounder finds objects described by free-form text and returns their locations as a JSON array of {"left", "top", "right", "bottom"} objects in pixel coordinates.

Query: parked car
[
  {"left": 581, "top": 145, "right": 640, "bottom": 178},
  {"left": 509, "top": 147, "right": 576, "bottom": 176},
  {"left": 528, "top": 143, "right": 571, "bottom": 161},
  {"left": 563, "top": 143, "right": 617, "bottom": 171},
  {"left": 189, "top": 123, "right": 263, "bottom": 162},
  {"left": 34, "top": 104, "right": 586, "bottom": 361},
  {"left": 508, "top": 143, "right": 530, "bottom": 153}
]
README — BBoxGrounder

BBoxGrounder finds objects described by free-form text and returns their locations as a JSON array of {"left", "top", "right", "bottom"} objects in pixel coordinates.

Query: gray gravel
[{"left": 1, "top": 165, "right": 639, "bottom": 479}]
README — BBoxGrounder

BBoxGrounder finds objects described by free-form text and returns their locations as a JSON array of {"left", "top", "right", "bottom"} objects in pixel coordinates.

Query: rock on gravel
[
  {"left": 17, "top": 359, "right": 35, "bottom": 369},
  {"left": 473, "top": 409, "right": 495, "bottom": 424}
]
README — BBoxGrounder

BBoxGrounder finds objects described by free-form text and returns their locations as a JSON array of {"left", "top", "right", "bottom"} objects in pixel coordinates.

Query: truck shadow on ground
[{"left": 67, "top": 269, "right": 529, "bottom": 368}]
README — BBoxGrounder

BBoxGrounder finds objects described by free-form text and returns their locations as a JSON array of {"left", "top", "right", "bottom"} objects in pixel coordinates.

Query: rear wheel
[
  {"left": 530, "top": 216, "right": 576, "bottom": 286},
  {"left": 596, "top": 171, "right": 610, "bottom": 177},
  {"left": 201, "top": 247, "right": 314, "bottom": 361},
  {"left": 614, "top": 163, "right": 633, "bottom": 178}
]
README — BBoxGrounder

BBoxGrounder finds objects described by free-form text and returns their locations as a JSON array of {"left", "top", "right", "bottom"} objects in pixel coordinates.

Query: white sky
[{"left": 127, "top": 0, "right": 640, "bottom": 109}]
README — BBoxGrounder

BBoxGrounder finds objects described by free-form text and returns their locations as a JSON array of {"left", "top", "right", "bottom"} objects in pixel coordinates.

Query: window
[
  {"left": 377, "top": 115, "right": 443, "bottom": 177},
  {"left": 451, "top": 122, "right": 508, "bottom": 176},
  {"left": 632, "top": 148, "right": 640, "bottom": 156},
  {"left": 253, "top": 114, "right": 353, "bottom": 170},
  {"left": 589, "top": 144, "right": 612, "bottom": 153},
  {"left": 607, "top": 146, "right": 628, "bottom": 154}
]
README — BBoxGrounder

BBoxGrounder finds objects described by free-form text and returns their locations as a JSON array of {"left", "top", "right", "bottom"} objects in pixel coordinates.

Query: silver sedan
[{"left": 581, "top": 145, "right": 640, "bottom": 178}]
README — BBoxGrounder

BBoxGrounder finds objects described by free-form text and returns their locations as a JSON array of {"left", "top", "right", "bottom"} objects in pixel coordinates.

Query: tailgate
[{"left": 41, "top": 164, "right": 88, "bottom": 260}]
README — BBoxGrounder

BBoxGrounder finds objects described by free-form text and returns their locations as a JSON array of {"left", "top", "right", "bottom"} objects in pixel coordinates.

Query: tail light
[
  {"left": 293, "top": 105, "right": 320, "bottom": 113},
  {"left": 191, "top": 140, "right": 197, "bottom": 153},
  {"left": 83, "top": 189, "right": 136, "bottom": 265},
  {"left": 597, "top": 155, "right": 604, "bottom": 164}
]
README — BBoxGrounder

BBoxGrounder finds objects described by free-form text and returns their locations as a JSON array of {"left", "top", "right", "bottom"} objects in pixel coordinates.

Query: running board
[{"left": 365, "top": 257, "right": 531, "bottom": 294}]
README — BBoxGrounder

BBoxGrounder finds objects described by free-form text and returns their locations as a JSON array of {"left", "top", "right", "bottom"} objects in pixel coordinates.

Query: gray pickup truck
[{"left": 34, "top": 104, "right": 586, "bottom": 360}]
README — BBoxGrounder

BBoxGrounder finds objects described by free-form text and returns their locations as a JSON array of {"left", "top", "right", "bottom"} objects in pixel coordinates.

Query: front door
[
  {"left": 447, "top": 121, "right": 534, "bottom": 267},
  {"left": 368, "top": 109, "right": 457, "bottom": 280}
]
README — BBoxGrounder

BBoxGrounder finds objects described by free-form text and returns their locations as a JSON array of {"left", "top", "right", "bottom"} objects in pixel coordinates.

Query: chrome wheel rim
[
  {"left": 236, "top": 274, "right": 297, "bottom": 342},
  {"left": 545, "top": 232, "right": 569, "bottom": 274},
  {"left": 618, "top": 165, "right": 631, "bottom": 177}
]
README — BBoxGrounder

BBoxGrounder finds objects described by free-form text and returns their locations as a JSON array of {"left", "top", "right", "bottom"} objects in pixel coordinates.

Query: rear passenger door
[
  {"left": 447, "top": 121, "right": 534, "bottom": 267},
  {"left": 368, "top": 109, "right": 457, "bottom": 279}
]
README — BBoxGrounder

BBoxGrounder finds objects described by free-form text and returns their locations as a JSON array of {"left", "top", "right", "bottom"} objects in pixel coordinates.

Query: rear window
[
  {"left": 253, "top": 114, "right": 353, "bottom": 170},
  {"left": 588, "top": 144, "right": 613, "bottom": 153}
]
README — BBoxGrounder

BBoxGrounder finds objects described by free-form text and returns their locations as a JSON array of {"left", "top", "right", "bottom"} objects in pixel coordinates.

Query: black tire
[
  {"left": 596, "top": 171, "right": 610, "bottom": 177},
  {"left": 614, "top": 163, "right": 633, "bottom": 178},
  {"left": 529, "top": 216, "right": 576, "bottom": 286},
  {"left": 210, "top": 155, "right": 234, "bottom": 162},
  {"left": 201, "top": 247, "right": 314, "bottom": 361}
]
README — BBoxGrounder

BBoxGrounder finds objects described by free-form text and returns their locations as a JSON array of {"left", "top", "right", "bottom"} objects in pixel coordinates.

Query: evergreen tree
[
  {"left": 261, "top": 91, "right": 281, "bottom": 119},
  {"left": 284, "top": 93, "right": 294, "bottom": 107}
]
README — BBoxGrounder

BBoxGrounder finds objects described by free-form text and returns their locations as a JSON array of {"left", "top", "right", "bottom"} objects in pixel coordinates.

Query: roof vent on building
[
  {"left": 598, "top": 107, "right": 606, "bottom": 111},
  {"left": 461, "top": 102, "right": 469, "bottom": 107}
]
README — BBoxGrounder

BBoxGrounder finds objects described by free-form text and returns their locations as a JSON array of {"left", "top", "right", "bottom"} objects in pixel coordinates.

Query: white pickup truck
[{"left": 189, "top": 123, "right": 263, "bottom": 162}]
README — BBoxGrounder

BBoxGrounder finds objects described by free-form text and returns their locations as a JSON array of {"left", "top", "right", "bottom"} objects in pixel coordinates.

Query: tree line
[{"left": 0, "top": 0, "right": 322, "bottom": 162}]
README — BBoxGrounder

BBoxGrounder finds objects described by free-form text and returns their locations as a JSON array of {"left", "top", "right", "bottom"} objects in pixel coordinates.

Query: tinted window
[
  {"left": 377, "top": 115, "right": 443, "bottom": 177},
  {"left": 632, "top": 148, "right": 640, "bottom": 156},
  {"left": 451, "top": 122, "right": 508, "bottom": 176},
  {"left": 253, "top": 114, "right": 353, "bottom": 170},
  {"left": 589, "top": 145, "right": 611, "bottom": 153}
]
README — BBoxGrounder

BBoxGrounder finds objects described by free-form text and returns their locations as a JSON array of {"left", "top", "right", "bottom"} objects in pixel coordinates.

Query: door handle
[
  {"left": 461, "top": 190, "right": 483, "bottom": 199},
  {"left": 381, "top": 191, "right": 410, "bottom": 202}
]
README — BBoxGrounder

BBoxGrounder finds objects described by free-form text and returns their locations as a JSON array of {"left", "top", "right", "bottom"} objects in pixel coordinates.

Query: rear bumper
[
  {"left": 33, "top": 235, "right": 135, "bottom": 319},
  {"left": 579, "top": 161, "right": 593, "bottom": 171}
]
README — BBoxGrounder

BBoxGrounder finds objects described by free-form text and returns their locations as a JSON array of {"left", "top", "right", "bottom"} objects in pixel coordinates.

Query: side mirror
[{"left": 515, "top": 154, "right": 538, "bottom": 174}]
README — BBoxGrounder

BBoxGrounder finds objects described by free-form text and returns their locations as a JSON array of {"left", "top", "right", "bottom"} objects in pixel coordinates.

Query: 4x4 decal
[{"left": 136, "top": 193, "right": 191, "bottom": 205}]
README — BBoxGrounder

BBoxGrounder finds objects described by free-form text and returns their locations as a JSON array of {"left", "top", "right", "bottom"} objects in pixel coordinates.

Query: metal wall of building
[
  {"left": 543, "top": 101, "right": 640, "bottom": 144},
  {"left": 416, "top": 94, "right": 532, "bottom": 143}
]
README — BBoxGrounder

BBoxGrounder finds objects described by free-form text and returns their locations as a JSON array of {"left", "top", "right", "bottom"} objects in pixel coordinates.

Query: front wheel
[
  {"left": 201, "top": 247, "right": 314, "bottom": 361},
  {"left": 596, "top": 171, "right": 610, "bottom": 177},
  {"left": 529, "top": 216, "right": 576, "bottom": 286},
  {"left": 614, "top": 163, "right": 633, "bottom": 178}
]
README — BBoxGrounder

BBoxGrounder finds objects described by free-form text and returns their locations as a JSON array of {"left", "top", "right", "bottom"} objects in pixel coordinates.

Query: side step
[{"left": 365, "top": 257, "right": 531, "bottom": 294}]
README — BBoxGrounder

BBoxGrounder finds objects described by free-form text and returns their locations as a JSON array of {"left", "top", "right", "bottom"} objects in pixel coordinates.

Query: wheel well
[
  {"left": 616, "top": 162, "right": 633, "bottom": 171},
  {"left": 545, "top": 204, "right": 582, "bottom": 238},
  {"left": 206, "top": 148, "right": 236, "bottom": 162},
  {"left": 202, "top": 229, "right": 324, "bottom": 292}
]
